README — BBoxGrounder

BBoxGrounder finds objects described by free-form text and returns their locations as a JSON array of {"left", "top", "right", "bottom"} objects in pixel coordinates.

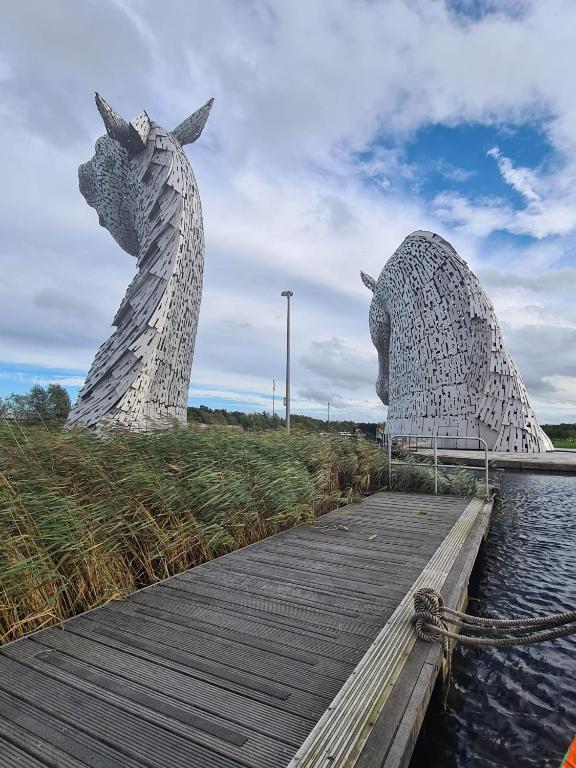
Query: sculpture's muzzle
[{"left": 78, "top": 162, "right": 96, "bottom": 207}]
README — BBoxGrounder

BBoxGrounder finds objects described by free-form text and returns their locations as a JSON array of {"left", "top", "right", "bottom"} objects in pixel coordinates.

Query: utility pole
[
  {"left": 272, "top": 379, "right": 276, "bottom": 418},
  {"left": 281, "top": 290, "right": 293, "bottom": 431},
  {"left": 327, "top": 401, "right": 330, "bottom": 425}
]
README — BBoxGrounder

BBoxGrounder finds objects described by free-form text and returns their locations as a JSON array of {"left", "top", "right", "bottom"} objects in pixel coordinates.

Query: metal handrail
[{"left": 387, "top": 434, "right": 490, "bottom": 501}]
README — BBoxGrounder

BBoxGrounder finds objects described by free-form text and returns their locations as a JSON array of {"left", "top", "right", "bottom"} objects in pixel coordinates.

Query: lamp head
[{"left": 281, "top": 290, "right": 293, "bottom": 297}]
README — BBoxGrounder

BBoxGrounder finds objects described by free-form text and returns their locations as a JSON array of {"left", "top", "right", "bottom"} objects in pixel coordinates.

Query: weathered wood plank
[
  {"left": 223, "top": 551, "right": 421, "bottom": 588},
  {"left": 126, "top": 598, "right": 362, "bottom": 664},
  {"left": 73, "top": 613, "right": 347, "bottom": 698},
  {"left": 1, "top": 645, "right": 296, "bottom": 768},
  {"left": 259, "top": 536, "right": 431, "bottom": 567},
  {"left": 212, "top": 559, "right": 413, "bottom": 600},
  {"left": 0, "top": 696, "right": 137, "bottom": 768},
  {"left": 0, "top": 656, "right": 246, "bottom": 768},
  {"left": 2, "top": 636, "right": 315, "bottom": 748},
  {"left": 132, "top": 588, "right": 372, "bottom": 650},
  {"left": 185, "top": 565, "right": 414, "bottom": 616},
  {"left": 162, "top": 580, "right": 381, "bottom": 637},
  {"left": 177, "top": 568, "right": 396, "bottom": 617}
]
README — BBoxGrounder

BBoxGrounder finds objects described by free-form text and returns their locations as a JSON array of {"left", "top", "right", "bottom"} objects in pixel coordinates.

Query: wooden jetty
[
  {"left": 0, "top": 491, "right": 492, "bottom": 768},
  {"left": 416, "top": 447, "right": 576, "bottom": 473}
]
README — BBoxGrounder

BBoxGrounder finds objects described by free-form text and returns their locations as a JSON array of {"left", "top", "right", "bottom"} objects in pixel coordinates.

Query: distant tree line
[
  {"left": 542, "top": 424, "right": 576, "bottom": 440},
  {"left": 0, "top": 386, "right": 381, "bottom": 435},
  {"left": 187, "top": 404, "right": 380, "bottom": 436},
  {"left": 187, "top": 406, "right": 284, "bottom": 431},
  {"left": 0, "top": 384, "right": 71, "bottom": 424}
]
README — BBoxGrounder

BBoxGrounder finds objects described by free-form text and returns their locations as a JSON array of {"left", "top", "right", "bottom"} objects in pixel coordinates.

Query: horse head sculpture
[
  {"left": 362, "top": 231, "right": 552, "bottom": 452},
  {"left": 67, "top": 93, "right": 213, "bottom": 431}
]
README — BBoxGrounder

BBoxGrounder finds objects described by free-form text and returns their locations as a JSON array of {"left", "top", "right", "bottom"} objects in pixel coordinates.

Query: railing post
[
  {"left": 483, "top": 441, "right": 489, "bottom": 501},
  {"left": 387, "top": 433, "right": 490, "bottom": 499},
  {"left": 433, "top": 436, "right": 438, "bottom": 495}
]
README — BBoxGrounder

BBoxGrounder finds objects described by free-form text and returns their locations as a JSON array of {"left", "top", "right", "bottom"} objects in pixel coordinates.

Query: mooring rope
[{"left": 413, "top": 587, "right": 576, "bottom": 648}]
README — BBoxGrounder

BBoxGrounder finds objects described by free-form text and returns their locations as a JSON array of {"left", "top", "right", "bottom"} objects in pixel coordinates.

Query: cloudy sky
[{"left": 1, "top": 0, "right": 575, "bottom": 423}]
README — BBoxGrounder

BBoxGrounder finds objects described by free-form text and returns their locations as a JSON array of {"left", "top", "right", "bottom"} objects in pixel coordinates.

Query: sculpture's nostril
[{"left": 78, "top": 163, "right": 95, "bottom": 201}]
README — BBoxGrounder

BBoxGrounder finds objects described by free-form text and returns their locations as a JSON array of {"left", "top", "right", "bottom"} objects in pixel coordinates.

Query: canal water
[{"left": 410, "top": 471, "right": 576, "bottom": 768}]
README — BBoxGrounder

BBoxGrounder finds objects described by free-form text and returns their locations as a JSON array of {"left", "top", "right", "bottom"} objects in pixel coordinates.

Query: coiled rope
[{"left": 413, "top": 587, "right": 576, "bottom": 647}]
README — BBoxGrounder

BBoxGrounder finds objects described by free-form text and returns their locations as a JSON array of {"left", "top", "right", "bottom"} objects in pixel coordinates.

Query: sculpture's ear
[
  {"left": 171, "top": 98, "right": 214, "bottom": 146},
  {"left": 361, "top": 271, "right": 377, "bottom": 292},
  {"left": 127, "top": 111, "right": 151, "bottom": 156},
  {"left": 95, "top": 94, "right": 150, "bottom": 156},
  {"left": 95, "top": 92, "right": 130, "bottom": 147}
]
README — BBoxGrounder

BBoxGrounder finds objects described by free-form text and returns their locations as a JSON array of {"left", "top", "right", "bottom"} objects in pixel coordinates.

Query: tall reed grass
[{"left": 0, "top": 422, "right": 476, "bottom": 643}]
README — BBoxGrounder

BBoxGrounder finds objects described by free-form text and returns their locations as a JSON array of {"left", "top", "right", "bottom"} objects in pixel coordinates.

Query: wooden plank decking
[{"left": 0, "top": 491, "right": 492, "bottom": 768}]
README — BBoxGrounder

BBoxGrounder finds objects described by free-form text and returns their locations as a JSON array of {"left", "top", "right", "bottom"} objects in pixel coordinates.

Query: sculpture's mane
[
  {"left": 84, "top": 131, "right": 194, "bottom": 396},
  {"left": 111, "top": 129, "right": 186, "bottom": 328}
]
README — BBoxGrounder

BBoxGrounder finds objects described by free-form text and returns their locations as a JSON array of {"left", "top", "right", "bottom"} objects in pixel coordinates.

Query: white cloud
[
  {"left": 300, "top": 338, "right": 376, "bottom": 389},
  {"left": 34, "top": 375, "right": 86, "bottom": 387},
  {"left": 0, "top": 371, "right": 85, "bottom": 388},
  {"left": 432, "top": 185, "right": 576, "bottom": 240},
  {"left": 539, "top": 376, "right": 576, "bottom": 407},
  {"left": 531, "top": 375, "right": 576, "bottom": 423},
  {"left": 431, "top": 192, "right": 511, "bottom": 237},
  {"left": 487, "top": 146, "right": 541, "bottom": 202}
]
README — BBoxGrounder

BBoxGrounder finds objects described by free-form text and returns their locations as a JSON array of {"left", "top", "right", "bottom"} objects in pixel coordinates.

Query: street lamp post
[{"left": 281, "top": 290, "right": 293, "bottom": 431}]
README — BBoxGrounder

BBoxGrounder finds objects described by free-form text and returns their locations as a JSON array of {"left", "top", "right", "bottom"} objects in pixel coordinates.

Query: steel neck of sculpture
[
  {"left": 66, "top": 94, "right": 213, "bottom": 432},
  {"left": 362, "top": 231, "right": 553, "bottom": 453}
]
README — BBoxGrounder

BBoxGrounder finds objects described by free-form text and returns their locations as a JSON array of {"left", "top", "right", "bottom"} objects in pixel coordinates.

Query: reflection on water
[{"left": 410, "top": 471, "right": 576, "bottom": 768}]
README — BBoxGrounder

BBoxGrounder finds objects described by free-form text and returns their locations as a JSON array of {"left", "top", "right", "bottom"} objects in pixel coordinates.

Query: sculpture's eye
[{"left": 102, "top": 155, "right": 116, "bottom": 173}]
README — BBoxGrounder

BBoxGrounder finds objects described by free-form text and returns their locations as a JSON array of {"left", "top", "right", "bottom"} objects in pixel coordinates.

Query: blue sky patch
[
  {"left": 360, "top": 121, "right": 558, "bottom": 212},
  {"left": 0, "top": 363, "right": 83, "bottom": 398},
  {"left": 446, "top": 0, "right": 528, "bottom": 22}
]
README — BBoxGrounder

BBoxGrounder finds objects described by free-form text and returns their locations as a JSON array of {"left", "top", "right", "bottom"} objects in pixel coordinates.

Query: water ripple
[{"left": 410, "top": 472, "right": 576, "bottom": 768}]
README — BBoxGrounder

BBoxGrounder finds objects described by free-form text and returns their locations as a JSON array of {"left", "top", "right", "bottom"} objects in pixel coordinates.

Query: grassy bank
[
  {"left": 542, "top": 423, "right": 576, "bottom": 449},
  {"left": 0, "top": 423, "right": 476, "bottom": 644},
  {"left": 550, "top": 438, "right": 576, "bottom": 449}
]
